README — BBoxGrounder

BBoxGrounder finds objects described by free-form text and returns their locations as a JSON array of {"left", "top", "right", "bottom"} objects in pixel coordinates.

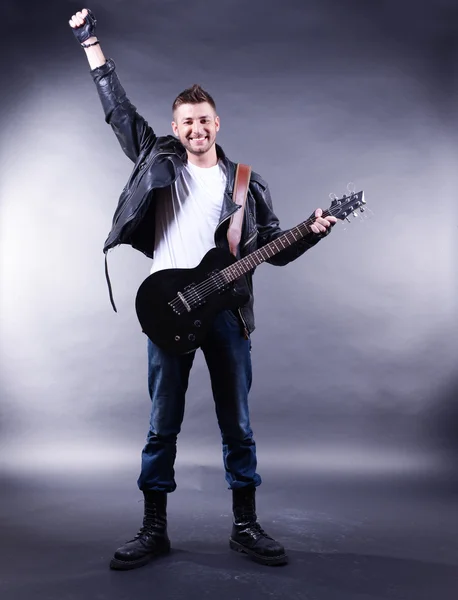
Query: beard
[{"left": 180, "top": 133, "right": 216, "bottom": 156}]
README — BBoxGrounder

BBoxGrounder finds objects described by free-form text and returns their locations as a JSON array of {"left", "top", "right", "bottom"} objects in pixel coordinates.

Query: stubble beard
[{"left": 182, "top": 134, "right": 216, "bottom": 156}]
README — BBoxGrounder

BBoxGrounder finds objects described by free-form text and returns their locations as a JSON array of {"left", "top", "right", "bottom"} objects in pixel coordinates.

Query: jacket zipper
[
  {"left": 238, "top": 308, "right": 250, "bottom": 339},
  {"left": 213, "top": 204, "right": 241, "bottom": 245},
  {"left": 242, "top": 229, "right": 258, "bottom": 249}
]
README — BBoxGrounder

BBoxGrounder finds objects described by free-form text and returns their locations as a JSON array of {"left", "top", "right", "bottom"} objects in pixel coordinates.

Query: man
[{"left": 69, "top": 8, "right": 336, "bottom": 571}]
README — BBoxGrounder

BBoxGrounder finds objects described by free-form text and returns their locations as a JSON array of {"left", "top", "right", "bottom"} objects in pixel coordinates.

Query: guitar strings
[
  {"left": 169, "top": 238, "right": 292, "bottom": 312},
  {"left": 169, "top": 218, "right": 314, "bottom": 309},
  {"left": 169, "top": 204, "right": 343, "bottom": 311},
  {"left": 169, "top": 221, "right": 313, "bottom": 309},
  {"left": 169, "top": 198, "right": 362, "bottom": 312},
  {"left": 169, "top": 205, "right": 340, "bottom": 310}
]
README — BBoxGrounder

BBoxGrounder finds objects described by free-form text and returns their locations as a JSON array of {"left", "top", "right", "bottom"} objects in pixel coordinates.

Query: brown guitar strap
[{"left": 227, "top": 163, "right": 252, "bottom": 256}]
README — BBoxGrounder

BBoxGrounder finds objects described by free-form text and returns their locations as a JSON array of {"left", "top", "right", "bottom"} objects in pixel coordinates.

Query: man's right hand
[
  {"left": 69, "top": 8, "right": 105, "bottom": 69},
  {"left": 69, "top": 8, "right": 97, "bottom": 44}
]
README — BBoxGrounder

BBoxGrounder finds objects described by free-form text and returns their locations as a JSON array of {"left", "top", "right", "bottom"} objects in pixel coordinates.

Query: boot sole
[
  {"left": 229, "top": 538, "right": 288, "bottom": 566},
  {"left": 109, "top": 546, "right": 171, "bottom": 571}
]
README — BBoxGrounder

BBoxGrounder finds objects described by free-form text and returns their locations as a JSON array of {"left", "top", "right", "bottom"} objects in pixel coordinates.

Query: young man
[{"left": 69, "top": 8, "right": 336, "bottom": 571}]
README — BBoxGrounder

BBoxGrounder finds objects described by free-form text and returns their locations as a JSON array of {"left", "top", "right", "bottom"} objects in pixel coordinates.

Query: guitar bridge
[
  {"left": 168, "top": 285, "right": 206, "bottom": 315},
  {"left": 177, "top": 292, "right": 191, "bottom": 313}
]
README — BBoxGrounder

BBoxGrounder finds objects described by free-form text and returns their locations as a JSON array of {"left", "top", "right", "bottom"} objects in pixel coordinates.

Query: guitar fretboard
[{"left": 221, "top": 209, "right": 332, "bottom": 283}]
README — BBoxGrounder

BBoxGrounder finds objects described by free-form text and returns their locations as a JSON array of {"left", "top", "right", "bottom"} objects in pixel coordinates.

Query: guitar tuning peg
[
  {"left": 329, "top": 193, "right": 338, "bottom": 201},
  {"left": 353, "top": 211, "right": 358, "bottom": 217},
  {"left": 346, "top": 216, "right": 351, "bottom": 223},
  {"left": 347, "top": 182, "right": 355, "bottom": 194}
]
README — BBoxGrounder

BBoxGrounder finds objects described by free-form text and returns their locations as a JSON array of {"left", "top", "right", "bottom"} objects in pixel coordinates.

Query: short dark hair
[{"left": 172, "top": 84, "right": 216, "bottom": 114}]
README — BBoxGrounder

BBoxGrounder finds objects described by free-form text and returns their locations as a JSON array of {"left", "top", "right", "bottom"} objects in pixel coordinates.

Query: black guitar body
[
  {"left": 135, "top": 247, "right": 250, "bottom": 355},
  {"left": 135, "top": 190, "right": 366, "bottom": 355}
]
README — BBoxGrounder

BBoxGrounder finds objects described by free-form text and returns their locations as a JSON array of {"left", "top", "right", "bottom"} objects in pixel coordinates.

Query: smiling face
[{"left": 172, "top": 102, "right": 220, "bottom": 160}]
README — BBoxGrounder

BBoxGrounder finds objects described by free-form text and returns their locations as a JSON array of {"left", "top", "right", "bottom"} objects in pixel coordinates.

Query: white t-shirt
[{"left": 150, "top": 160, "right": 227, "bottom": 274}]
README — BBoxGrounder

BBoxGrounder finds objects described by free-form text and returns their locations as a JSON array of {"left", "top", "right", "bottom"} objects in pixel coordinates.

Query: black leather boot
[
  {"left": 110, "top": 490, "right": 171, "bottom": 570},
  {"left": 229, "top": 486, "right": 288, "bottom": 566}
]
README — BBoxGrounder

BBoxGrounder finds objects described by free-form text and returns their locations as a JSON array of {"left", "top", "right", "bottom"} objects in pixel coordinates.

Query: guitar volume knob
[
  {"left": 188, "top": 334, "right": 196, "bottom": 342},
  {"left": 194, "top": 320, "right": 201, "bottom": 328}
]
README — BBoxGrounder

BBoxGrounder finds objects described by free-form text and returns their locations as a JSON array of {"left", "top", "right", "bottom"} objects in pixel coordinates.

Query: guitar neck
[{"left": 221, "top": 209, "right": 332, "bottom": 283}]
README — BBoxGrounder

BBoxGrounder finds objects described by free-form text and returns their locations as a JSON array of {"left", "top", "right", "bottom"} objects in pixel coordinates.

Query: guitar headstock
[{"left": 329, "top": 190, "right": 366, "bottom": 221}]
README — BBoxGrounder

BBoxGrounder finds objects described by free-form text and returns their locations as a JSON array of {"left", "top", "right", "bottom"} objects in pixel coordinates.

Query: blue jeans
[{"left": 137, "top": 309, "right": 262, "bottom": 493}]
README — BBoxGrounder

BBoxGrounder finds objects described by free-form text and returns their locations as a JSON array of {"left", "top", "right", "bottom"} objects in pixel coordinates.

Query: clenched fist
[{"left": 69, "top": 8, "right": 97, "bottom": 44}]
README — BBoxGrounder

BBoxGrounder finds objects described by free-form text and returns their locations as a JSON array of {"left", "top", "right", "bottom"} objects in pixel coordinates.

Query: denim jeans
[{"left": 137, "top": 309, "right": 262, "bottom": 493}]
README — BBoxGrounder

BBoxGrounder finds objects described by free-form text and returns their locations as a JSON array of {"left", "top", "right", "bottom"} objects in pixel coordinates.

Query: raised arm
[{"left": 69, "top": 8, "right": 157, "bottom": 162}]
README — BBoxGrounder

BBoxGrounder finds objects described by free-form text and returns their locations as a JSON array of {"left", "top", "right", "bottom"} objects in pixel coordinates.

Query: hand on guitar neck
[{"left": 309, "top": 208, "right": 337, "bottom": 236}]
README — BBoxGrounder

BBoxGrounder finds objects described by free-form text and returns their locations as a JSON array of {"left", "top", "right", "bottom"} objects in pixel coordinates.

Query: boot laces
[
  {"left": 245, "top": 521, "right": 272, "bottom": 540},
  {"left": 134, "top": 503, "right": 160, "bottom": 539},
  {"left": 236, "top": 518, "right": 273, "bottom": 541}
]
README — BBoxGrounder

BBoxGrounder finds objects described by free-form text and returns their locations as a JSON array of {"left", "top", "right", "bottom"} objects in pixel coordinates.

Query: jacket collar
[{"left": 162, "top": 136, "right": 237, "bottom": 194}]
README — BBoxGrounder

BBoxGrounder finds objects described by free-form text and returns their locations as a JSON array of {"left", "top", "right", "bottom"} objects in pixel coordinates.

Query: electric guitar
[{"left": 135, "top": 190, "right": 366, "bottom": 354}]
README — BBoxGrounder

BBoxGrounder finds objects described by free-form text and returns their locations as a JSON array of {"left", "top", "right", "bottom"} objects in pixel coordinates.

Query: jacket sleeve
[
  {"left": 251, "top": 174, "right": 324, "bottom": 267},
  {"left": 90, "top": 58, "right": 157, "bottom": 162}
]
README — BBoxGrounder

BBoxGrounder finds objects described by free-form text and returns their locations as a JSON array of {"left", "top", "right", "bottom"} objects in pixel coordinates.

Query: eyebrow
[{"left": 181, "top": 115, "right": 212, "bottom": 122}]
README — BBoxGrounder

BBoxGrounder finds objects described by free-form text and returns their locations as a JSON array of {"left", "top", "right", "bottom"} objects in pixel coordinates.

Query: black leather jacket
[{"left": 91, "top": 58, "right": 321, "bottom": 334}]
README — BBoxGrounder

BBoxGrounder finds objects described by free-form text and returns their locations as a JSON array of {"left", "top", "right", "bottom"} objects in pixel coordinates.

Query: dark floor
[{"left": 1, "top": 465, "right": 457, "bottom": 600}]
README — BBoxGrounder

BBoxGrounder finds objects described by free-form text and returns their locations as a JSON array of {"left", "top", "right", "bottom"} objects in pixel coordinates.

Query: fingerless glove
[{"left": 72, "top": 9, "right": 97, "bottom": 44}]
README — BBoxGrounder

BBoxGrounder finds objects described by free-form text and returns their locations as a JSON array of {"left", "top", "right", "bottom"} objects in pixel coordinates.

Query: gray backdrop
[{"left": 0, "top": 0, "right": 456, "bottom": 485}]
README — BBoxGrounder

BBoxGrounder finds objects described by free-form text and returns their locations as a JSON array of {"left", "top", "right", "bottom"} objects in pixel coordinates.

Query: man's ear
[{"left": 171, "top": 120, "right": 178, "bottom": 136}]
